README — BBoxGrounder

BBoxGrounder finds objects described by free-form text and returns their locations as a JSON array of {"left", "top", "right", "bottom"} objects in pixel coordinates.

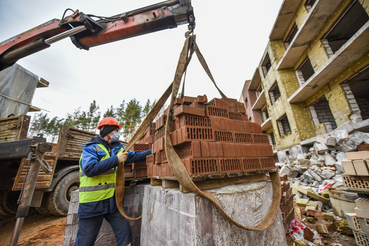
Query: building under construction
[{"left": 240, "top": 0, "right": 369, "bottom": 156}]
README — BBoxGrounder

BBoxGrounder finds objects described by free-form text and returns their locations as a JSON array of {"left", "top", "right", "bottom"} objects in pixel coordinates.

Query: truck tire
[
  {"left": 0, "top": 190, "right": 19, "bottom": 216},
  {"left": 46, "top": 171, "right": 79, "bottom": 216},
  {"left": 35, "top": 197, "right": 52, "bottom": 216}
]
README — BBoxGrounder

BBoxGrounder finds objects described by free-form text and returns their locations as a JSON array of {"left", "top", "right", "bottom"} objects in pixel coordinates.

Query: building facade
[{"left": 240, "top": 0, "right": 369, "bottom": 155}]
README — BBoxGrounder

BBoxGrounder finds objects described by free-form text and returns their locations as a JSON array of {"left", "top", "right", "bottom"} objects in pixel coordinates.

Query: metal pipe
[
  {"left": 45, "top": 25, "right": 86, "bottom": 45},
  {"left": 9, "top": 218, "right": 24, "bottom": 246},
  {"left": 9, "top": 152, "right": 42, "bottom": 246}
]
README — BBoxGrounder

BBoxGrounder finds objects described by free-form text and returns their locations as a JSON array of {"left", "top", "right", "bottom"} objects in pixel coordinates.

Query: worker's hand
[{"left": 117, "top": 151, "right": 128, "bottom": 163}]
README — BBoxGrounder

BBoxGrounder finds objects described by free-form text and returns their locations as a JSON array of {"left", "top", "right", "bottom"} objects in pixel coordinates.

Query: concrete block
[
  {"left": 346, "top": 151, "right": 369, "bottom": 160},
  {"left": 353, "top": 160, "right": 369, "bottom": 176},
  {"left": 355, "top": 198, "right": 369, "bottom": 210},
  {"left": 358, "top": 217, "right": 369, "bottom": 234},
  {"left": 323, "top": 153, "right": 336, "bottom": 166},
  {"left": 345, "top": 213, "right": 362, "bottom": 231},
  {"left": 314, "top": 142, "right": 328, "bottom": 155},
  {"left": 141, "top": 182, "right": 287, "bottom": 246},
  {"left": 342, "top": 160, "right": 357, "bottom": 175},
  {"left": 355, "top": 207, "right": 369, "bottom": 219},
  {"left": 334, "top": 130, "right": 349, "bottom": 144}
]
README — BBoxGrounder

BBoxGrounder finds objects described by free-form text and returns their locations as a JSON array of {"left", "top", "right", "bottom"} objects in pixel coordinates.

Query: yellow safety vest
[{"left": 79, "top": 144, "right": 123, "bottom": 203}]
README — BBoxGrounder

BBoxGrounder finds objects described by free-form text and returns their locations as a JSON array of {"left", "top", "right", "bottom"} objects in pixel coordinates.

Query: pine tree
[
  {"left": 103, "top": 105, "right": 116, "bottom": 118},
  {"left": 29, "top": 113, "right": 49, "bottom": 136},
  {"left": 122, "top": 98, "right": 142, "bottom": 141}
]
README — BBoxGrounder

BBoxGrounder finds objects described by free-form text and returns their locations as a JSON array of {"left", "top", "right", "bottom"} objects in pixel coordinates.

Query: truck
[{"left": 0, "top": 0, "right": 195, "bottom": 218}]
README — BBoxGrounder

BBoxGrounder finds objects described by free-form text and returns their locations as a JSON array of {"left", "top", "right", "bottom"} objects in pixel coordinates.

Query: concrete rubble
[{"left": 278, "top": 130, "right": 368, "bottom": 245}]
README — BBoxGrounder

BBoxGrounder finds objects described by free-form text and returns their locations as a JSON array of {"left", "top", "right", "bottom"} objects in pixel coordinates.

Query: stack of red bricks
[
  {"left": 280, "top": 175, "right": 294, "bottom": 233},
  {"left": 146, "top": 94, "right": 276, "bottom": 180},
  {"left": 125, "top": 143, "right": 152, "bottom": 178}
]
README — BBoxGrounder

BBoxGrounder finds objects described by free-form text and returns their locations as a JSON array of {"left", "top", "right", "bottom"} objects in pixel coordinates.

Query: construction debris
[{"left": 279, "top": 131, "right": 369, "bottom": 245}]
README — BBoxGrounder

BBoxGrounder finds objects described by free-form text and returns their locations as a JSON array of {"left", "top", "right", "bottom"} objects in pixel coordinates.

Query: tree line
[{"left": 29, "top": 98, "right": 156, "bottom": 142}]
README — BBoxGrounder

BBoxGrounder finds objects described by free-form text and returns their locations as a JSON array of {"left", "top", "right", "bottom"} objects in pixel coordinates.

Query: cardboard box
[
  {"left": 342, "top": 160, "right": 357, "bottom": 175},
  {"left": 353, "top": 160, "right": 369, "bottom": 176},
  {"left": 346, "top": 151, "right": 369, "bottom": 160}
]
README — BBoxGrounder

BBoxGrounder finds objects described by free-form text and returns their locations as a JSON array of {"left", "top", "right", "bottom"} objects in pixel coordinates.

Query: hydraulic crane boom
[{"left": 0, "top": 0, "right": 195, "bottom": 71}]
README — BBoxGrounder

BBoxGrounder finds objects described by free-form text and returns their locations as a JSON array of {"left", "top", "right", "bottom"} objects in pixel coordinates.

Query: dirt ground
[{"left": 0, "top": 213, "right": 65, "bottom": 246}]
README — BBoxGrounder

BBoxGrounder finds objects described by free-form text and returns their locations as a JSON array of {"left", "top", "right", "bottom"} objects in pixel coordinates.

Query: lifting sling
[{"left": 115, "top": 34, "right": 281, "bottom": 231}]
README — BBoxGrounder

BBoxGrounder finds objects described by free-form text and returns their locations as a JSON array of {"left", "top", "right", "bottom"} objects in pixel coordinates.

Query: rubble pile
[
  {"left": 278, "top": 130, "right": 369, "bottom": 192},
  {"left": 278, "top": 130, "right": 369, "bottom": 245}
]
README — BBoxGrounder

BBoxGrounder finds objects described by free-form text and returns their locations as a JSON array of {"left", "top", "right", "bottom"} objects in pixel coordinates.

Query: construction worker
[{"left": 75, "top": 117, "right": 151, "bottom": 246}]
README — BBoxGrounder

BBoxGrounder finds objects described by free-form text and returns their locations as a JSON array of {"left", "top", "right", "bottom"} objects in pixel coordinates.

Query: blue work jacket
[{"left": 78, "top": 136, "right": 151, "bottom": 218}]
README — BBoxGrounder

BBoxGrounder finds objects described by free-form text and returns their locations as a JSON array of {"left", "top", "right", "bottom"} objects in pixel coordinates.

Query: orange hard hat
[{"left": 97, "top": 117, "right": 122, "bottom": 130}]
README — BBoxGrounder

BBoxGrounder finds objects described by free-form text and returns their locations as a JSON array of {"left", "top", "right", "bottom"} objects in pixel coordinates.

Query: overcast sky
[{"left": 0, "top": 0, "right": 283, "bottom": 120}]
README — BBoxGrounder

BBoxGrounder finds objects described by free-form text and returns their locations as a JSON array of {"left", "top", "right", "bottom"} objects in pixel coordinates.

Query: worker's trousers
[{"left": 75, "top": 209, "right": 132, "bottom": 246}]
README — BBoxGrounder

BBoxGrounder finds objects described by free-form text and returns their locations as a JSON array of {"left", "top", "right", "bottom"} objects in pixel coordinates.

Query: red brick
[
  {"left": 215, "top": 142, "right": 224, "bottom": 157},
  {"left": 210, "top": 98, "right": 229, "bottom": 110},
  {"left": 241, "top": 158, "right": 261, "bottom": 171},
  {"left": 201, "top": 141, "right": 210, "bottom": 157},
  {"left": 232, "top": 120, "right": 246, "bottom": 132},
  {"left": 197, "top": 95, "right": 208, "bottom": 103},
  {"left": 179, "top": 115, "right": 211, "bottom": 128},
  {"left": 206, "top": 106, "right": 229, "bottom": 118},
  {"left": 237, "top": 102, "right": 246, "bottom": 113},
  {"left": 146, "top": 154, "right": 154, "bottom": 165},
  {"left": 170, "top": 131, "right": 177, "bottom": 146},
  {"left": 173, "top": 105, "right": 205, "bottom": 117},
  {"left": 209, "top": 142, "right": 217, "bottom": 157},
  {"left": 155, "top": 151, "right": 162, "bottom": 164},
  {"left": 192, "top": 141, "right": 201, "bottom": 158},
  {"left": 181, "top": 126, "right": 214, "bottom": 142},
  {"left": 222, "top": 142, "right": 236, "bottom": 157}
]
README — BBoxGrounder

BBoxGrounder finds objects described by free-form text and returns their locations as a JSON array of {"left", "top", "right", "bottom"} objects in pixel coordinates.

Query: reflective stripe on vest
[{"left": 79, "top": 143, "right": 120, "bottom": 204}]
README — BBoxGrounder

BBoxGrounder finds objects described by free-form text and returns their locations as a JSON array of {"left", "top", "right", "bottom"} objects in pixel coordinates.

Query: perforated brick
[
  {"left": 260, "top": 158, "right": 276, "bottom": 169},
  {"left": 353, "top": 230, "right": 369, "bottom": 246},
  {"left": 132, "top": 161, "right": 147, "bottom": 169},
  {"left": 182, "top": 158, "right": 220, "bottom": 175},
  {"left": 219, "top": 158, "right": 242, "bottom": 173},
  {"left": 234, "top": 132, "right": 253, "bottom": 143},
  {"left": 343, "top": 175, "right": 369, "bottom": 190},
  {"left": 214, "top": 130, "right": 233, "bottom": 142},
  {"left": 229, "top": 112, "right": 243, "bottom": 121},
  {"left": 206, "top": 106, "right": 229, "bottom": 118},
  {"left": 346, "top": 213, "right": 363, "bottom": 231},
  {"left": 253, "top": 134, "right": 270, "bottom": 144},
  {"left": 181, "top": 126, "right": 214, "bottom": 142},
  {"left": 241, "top": 158, "right": 261, "bottom": 171},
  {"left": 244, "top": 121, "right": 262, "bottom": 133},
  {"left": 130, "top": 143, "right": 151, "bottom": 151},
  {"left": 179, "top": 115, "right": 211, "bottom": 128},
  {"left": 146, "top": 154, "right": 154, "bottom": 165},
  {"left": 174, "top": 141, "right": 201, "bottom": 158}
]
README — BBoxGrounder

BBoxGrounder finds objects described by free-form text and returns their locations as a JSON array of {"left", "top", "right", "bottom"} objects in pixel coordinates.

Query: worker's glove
[{"left": 117, "top": 151, "right": 128, "bottom": 163}]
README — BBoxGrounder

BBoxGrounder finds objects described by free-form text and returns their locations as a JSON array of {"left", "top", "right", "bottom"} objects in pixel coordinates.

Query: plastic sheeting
[{"left": 0, "top": 64, "right": 39, "bottom": 118}]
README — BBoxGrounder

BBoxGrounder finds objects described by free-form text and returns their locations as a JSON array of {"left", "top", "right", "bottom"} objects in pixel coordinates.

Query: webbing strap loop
[{"left": 115, "top": 35, "right": 281, "bottom": 230}]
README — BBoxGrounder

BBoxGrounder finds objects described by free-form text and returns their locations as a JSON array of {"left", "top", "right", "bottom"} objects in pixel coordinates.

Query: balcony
[
  {"left": 288, "top": 21, "right": 369, "bottom": 103},
  {"left": 269, "top": 0, "right": 304, "bottom": 41},
  {"left": 261, "top": 117, "right": 272, "bottom": 131},
  {"left": 248, "top": 68, "right": 261, "bottom": 90},
  {"left": 277, "top": 0, "right": 343, "bottom": 69},
  {"left": 252, "top": 90, "right": 266, "bottom": 110}
]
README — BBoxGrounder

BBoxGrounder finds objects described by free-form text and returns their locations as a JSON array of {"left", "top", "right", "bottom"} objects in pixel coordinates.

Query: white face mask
[{"left": 109, "top": 132, "right": 120, "bottom": 142}]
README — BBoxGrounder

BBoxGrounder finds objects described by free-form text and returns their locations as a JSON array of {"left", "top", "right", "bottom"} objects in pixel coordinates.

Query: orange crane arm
[{"left": 0, "top": 0, "right": 195, "bottom": 70}]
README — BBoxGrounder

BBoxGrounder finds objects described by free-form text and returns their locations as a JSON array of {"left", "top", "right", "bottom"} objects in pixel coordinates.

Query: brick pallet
[{"left": 146, "top": 95, "right": 276, "bottom": 182}]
